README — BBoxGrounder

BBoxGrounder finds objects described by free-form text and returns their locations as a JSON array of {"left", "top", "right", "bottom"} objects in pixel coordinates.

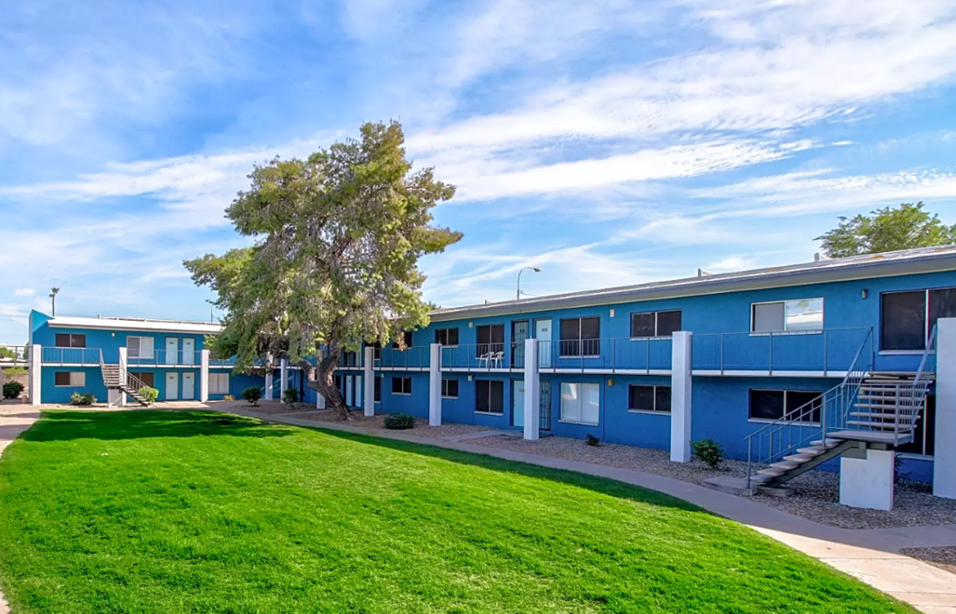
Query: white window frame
[
  {"left": 209, "top": 373, "right": 230, "bottom": 395},
  {"left": 127, "top": 336, "right": 155, "bottom": 359},
  {"left": 750, "top": 298, "right": 824, "bottom": 334},
  {"left": 559, "top": 382, "right": 600, "bottom": 425},
  {"left": 55, "top": 372, "right": 86, "bottom": 387},
  {"left": 391, "top": 376, "right": 412, "bottom": 395}
]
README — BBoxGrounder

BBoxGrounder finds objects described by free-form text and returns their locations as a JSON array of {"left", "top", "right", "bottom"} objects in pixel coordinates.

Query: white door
[
  {"left": 165, "top": 338, "right": 178, "bottom": 365},
  {"left": 166, "top": 372, "right": 179, "bottom": 401},
  {"left": 182, "top": 372, "right": 196, "bottom": 400},
  {"left": 182, "top": 338, "right": 195, "bottom": 365},
  {"left": 345, "top": 375, "right": 354, "bottom": 406},
  {"left": 535, "top": 319, "right": 552, "bottom": 368},
  {"left": 355, "top": 375, "right": 362, "bottom": 408},
  {"left": 513, "top": 380, "right": 525, "bottom": 427}
]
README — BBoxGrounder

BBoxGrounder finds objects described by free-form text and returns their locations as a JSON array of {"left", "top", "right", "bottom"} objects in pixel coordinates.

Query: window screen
[
  {"left": 656, "top": 311, "right": 682, "bottom": 336},
  {"left": 654, "top": 385, "right": 672, "bottom": 413},
  {"left": 752, "top": 303, "right": 785, "bottom": 332},
  {"left": 475, "top": 380, "right": 504, "bottom": 414},
  {"left": 628, "top": 385, "right": 654, "bottom": 411},
  {"left": 630, "top": 313, "right": 655, "bottom": 337},
  {"left": 929, "top": 288, "right": 956, "bottom": 334},
  {"left": 55, "top": 333, "right": 86, "bottom": 348},
  {"left": 749, "top": 389, "right": 785, "bottom": 420},
  {"left": 881, "top": 291, "right": 926, "bottom": 350}
]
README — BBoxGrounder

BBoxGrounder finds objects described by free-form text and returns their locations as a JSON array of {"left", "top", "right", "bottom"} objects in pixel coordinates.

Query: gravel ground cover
[
  {"left": 291, "top": 410, "right": 492, "bottom": 439},
  {"left": 470, "top": 433, "right": 956, "bottom": 530}
]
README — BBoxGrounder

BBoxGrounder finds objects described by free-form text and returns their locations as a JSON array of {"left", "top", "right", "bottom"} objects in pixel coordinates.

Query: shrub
[
  {"left": 283, "top": 387, "right": 299, "bottom": 406},
  {"left": 242, "top": 386, "right": 262, "bottom": 406},
  {"left": 585, "top": 434, "right": 601, "bottom": 447},
  {"left": 691, "top": 439, "right": 725, "bottom": 469},
  {"left": 70, "top": 392, "right": 96, "bottom": 406},
  {"left": 2, "top": 381, "right": 24, "bottom": 399},
  {"left": 138, "top": 387, "right": 159, "bottom": 405},
  {"left": 383, "top": 413, "right": 415, "bottom": 430},
  {"left": 223, "top": 394, "right": 235, "bottom": 401}
]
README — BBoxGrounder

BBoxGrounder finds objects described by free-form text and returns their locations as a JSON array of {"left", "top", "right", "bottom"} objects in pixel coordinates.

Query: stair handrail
[
  {"left": 892, "top": 324, "right": 937, "bottom": 443},
  {"left": 745, "top": 327, "right": 873, "bottom": 488}
]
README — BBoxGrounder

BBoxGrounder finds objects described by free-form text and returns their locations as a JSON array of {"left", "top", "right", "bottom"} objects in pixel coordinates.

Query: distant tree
[
  {"left": 816, "top": 203, "right": 956, "bottom": 258},
  {"left": 185, "top": 121, "right": 461, "bottom": 419}
]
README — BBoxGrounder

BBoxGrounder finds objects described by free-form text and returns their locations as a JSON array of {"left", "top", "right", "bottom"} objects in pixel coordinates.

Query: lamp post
[{"left": 516, "top": 267, "right": 541, "bottom": 300}]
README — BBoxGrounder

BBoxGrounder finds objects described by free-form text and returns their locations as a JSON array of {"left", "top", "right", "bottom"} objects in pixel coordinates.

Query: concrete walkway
[
  {"left": 229, "top": 407, "right": 956, "bottom": 614},
  {"left": 1, "top": 403, "right": 954, "bottom": 613}
]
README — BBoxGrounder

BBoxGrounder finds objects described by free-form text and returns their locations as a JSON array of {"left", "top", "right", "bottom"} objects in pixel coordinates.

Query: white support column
[
  {"left": 200, "top": 349, "right": 210, "bottom": 402},
  {"left": 265, "top": 353, "right": 274, "bottom": 401},
  {"left": 841, "top": 448, "right": 895, "bottom": 510},
  {"left": 935, "top": 317, "right": 956, "bottom": 499},
  {"left": 429, "top": 343, "right": 442, "bottom": 426},
  {"left": 280, "top": 358, "right": 289, "bottom": 402},
  {"left": 29, "top": 344, "right": 41, "bottom": 406},
  {"left": 363, "top": 347, "right": 375, "bottom": 416},
  {"left": 117, "top": 347, "right": 128, "bottom": 407},
  {"left": 523, "top": 338, "right": 540, "bottom": 441},
  {"left": 670, "top": 331, "right": 692, "bottom": 462}
]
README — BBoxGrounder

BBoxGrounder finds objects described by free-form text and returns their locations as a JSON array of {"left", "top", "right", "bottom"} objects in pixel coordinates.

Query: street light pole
[{"left": 516, "top": 267, "right": 542, "bottom": 300}]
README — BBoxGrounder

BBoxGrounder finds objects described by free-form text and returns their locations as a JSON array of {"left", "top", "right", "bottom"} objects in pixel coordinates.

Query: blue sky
[{"left": 2, "top": 0, "right": 956, "bottom": 344}]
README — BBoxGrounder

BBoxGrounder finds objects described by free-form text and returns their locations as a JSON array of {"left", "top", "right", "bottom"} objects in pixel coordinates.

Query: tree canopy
[
  {"left": 816, "top": 202, "right": 956, "bottom": 258},
  {"left": 184, "top": 121, "right": 461, "bottom": 417}
]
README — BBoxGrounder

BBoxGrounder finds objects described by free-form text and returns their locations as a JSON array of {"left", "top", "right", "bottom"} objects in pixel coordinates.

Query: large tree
[
  {"left": 816, "top": 202, "right": 956, "bottom": 258},
  {"left": 185, "top": 121, "right": 461, "bottom": 418}
]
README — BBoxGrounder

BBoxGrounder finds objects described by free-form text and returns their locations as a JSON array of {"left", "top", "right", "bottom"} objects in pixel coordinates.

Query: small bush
[
  {"left": 585, "top": 434, "right": 601, "bottom": 447},
  {"left": 138, "top": 387, "right": 159, "bottom": 405},
  {"left": 692, "top": 439, "right": 725, "bottom": 469},
  {"left": 70, "top": 392, "right": 96, "bottom": 406},
  {"left": 283, "top": 387, "right": 299, "bottom": 406},
  {"left": 383, "top": 413, "right": 415, "bottom": 430},
  {"left": 223, "top": 394, "right": 235, "bottom": 401},
  {"left": 242, "top": 386, "right": 262, "bottom": 406},
  {"left": 2, "top": 381, "right": 24, "bottom": 399}
]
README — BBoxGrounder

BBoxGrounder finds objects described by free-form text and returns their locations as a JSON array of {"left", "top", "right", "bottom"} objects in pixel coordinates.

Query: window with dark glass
[
  {"left": 559, "top": 316, "right": 600, "bottom": 356},
  {"left": 371, "top": 342, "right": 382, "bottom": 360},
  {"left": 435, "top": 328, "right": 459, "bottom": 346},
  {"left": 374, "top": 376, "right": 382, "bottom": 402},
  {"left": 475, "top": 380, "right": 504, "bottom": 414},
  {"left": 442, "top": 378, "right": 459, "bottom": 398},
  {"left": 749, "top": 389, "right": 821, "bottom": 422},
  {"left": 391, "top": 331, "right": 413, "bottom": 349},
  {"left": 55, "top": 333, "right": 86, "bottom": 348},
  {"left": 881, "top": 287, "right": 956, "bottom": 351},
  {"left": 630, "top": 310, "right": 682, "bottom": 337},
  {"left": 392, "top": 376, "right": 412, "bottom": 394},
  {"left": 628, "top": 384, "right": 671, "bottom": 412},
  {"left": 475, "top": 324, "right": 504, "bottom": 357}
]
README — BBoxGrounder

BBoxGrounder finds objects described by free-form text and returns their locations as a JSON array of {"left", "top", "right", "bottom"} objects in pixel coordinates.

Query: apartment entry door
[
  {"left": 535, "top": 319, "right": 552, "bottom": 368},
  {"left": 182, "top": 338, "right": 196, "bottom": 365},
  {"left": 182, "top": 372, "right": 196, "bottom": 400},
  {"left": 165, "top": 372, "right": 180, "bottom": 401},
  {"left": 512, "top": 380, "right": 525, "bottom": 428}
]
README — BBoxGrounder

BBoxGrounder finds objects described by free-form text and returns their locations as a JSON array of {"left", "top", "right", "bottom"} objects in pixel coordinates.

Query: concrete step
[
  {"left": 797, "top": 446, "right": 826, "bottom": 456},
  {"left": 783, "top": 453, "right": 815, "bottom": 463},
  {"left": 770, "top": 460, "right": 801, "bottom": 471},
  {"left": 757, "top": 467, "right": 786, "bottom": 477},
  {"left": 811, "top": 438, "right": 843, "bottom": 448}
]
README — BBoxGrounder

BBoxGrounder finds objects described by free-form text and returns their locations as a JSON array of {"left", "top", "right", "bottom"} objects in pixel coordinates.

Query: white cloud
[
  {"left": 12, "top": 288, "right": 34, "bottom": 297},
  {"left": 704, "top": 255, "right": 758, "bottom": 273}
]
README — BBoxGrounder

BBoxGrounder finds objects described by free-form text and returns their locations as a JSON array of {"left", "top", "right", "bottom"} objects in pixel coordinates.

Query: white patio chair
[
  {"left": 491, "top": 351, "right": 504, "bottom": 368},
  {"left": 476, "top": 352, "right": 494, "bottom": 368}
]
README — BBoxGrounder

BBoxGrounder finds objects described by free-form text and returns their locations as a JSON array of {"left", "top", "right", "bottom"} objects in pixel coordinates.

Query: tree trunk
[{"left": 299, "top": 349, "right": 349, "bottom": 420}]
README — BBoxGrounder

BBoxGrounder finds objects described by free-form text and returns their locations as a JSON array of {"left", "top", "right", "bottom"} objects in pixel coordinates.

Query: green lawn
[{"left": 0, "top": 411, "right": 915, "bottom": 614}]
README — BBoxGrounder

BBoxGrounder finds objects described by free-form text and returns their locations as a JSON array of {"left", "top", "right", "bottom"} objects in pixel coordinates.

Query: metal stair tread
[
  {"left": 783, "top": 454, "right": 814, "bottom": 463},
  {"left": 796, "top": 446, "right": 825, "bottom": 456}
]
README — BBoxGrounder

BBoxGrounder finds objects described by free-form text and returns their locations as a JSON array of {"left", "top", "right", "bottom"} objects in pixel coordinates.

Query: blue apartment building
[{"left": 26, "top": 246, "right": 956, "bottom": 508}]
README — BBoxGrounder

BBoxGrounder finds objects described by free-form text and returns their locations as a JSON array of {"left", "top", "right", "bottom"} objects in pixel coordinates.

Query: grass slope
[{"left": 0, "top": 410, "right": 915, "bottom": 614}]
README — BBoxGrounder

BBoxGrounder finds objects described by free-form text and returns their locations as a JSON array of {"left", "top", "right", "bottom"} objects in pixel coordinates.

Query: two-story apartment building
[{"left": 24, "top": 246, "right": 956, "bottom": 509}]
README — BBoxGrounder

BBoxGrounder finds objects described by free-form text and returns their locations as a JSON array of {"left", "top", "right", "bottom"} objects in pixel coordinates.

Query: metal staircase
[
  {"left": 745, "top": 327, "right": 937, "bottom": 490},
  {"left": 100, "top": 351, "right": 154, "bottom": 407}
]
